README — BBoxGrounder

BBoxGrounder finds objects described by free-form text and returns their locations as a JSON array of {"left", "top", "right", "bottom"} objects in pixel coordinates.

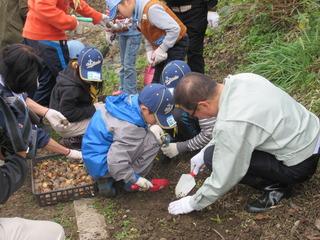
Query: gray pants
[{"left": 0, "top": 218, "right": 65, "bottom": 240}]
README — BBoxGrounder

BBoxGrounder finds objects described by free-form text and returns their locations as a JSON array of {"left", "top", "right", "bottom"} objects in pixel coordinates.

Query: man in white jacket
[{"left": 168, "top": 72, "right": 320, "bottom": 214}]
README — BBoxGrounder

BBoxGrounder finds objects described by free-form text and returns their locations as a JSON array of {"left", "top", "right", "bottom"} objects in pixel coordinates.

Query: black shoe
[{"left": 245, "top": 184, "right": 291, "bottom": 213}]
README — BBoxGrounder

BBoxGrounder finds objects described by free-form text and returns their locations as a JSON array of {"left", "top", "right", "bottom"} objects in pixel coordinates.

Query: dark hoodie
[{"left": 49, "top": 66, "right": 95, "bottom": 122}]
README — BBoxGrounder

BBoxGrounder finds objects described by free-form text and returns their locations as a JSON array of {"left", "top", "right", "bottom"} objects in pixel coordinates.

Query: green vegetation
[{"left": 205, "top": 0, "right": 320, "bottom": 114}]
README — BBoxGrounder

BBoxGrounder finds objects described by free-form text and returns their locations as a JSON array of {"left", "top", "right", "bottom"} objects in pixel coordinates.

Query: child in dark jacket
[{"left": 50, "top": 46, "right": 103, "bottom": 148}]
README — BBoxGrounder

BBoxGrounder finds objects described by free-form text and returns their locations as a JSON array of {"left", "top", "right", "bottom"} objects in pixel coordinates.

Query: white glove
[
  {"left": 66, "top": 149, "right": 82, "bottom": 160},
  {"left": 168, "top": 196, "right": 194, "bottom": 215},
  {"left": 135, "top": 177, "right": 153, "bottom": 190},
  {"left": 44, "top": 109, "right": 69, "bottom": 129},
  {"left": 151, "top": 47, "right": 168, "bottom": 66},
  {"left": 207, "top": 11, "right": 220, "bottom": 28},
  {"left": 190, "top": 149, "right": 205, "bottom": 175},
  {"left": 100, "top": 13, "right": 111, "bottom": 27},
  {"left": 105, "top": 30, "right": 116, "bottom": 45},
  {"left": 149, "top": 125, "right": 164, "bottom": 145},
  {"left": 161, "top": 143, "right": 179, "bottom": 158},
  {"left": 145, "top": 40, "right": 154, "bottom": 64}
]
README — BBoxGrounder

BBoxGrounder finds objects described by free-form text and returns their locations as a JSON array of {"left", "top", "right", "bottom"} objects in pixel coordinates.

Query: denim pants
[{"left": 119, "top": 34, "right": 141, "bottom": 94}]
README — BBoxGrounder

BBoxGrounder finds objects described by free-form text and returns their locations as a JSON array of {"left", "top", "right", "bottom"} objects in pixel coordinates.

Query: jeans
[
  {"left": 119, "top": 34, "right": 141, "bottom": 94},
  {"left": 172, "top": 5, "right": 208, "bottom": 73},
  {"left": 204, "top": 145, "right": 320, "bottom": 189},
  {"left": 152, "top": 35, "right": 189, "bottom": 84}
]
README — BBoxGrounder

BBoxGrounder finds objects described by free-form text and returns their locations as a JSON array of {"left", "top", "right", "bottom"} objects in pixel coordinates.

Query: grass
[
  {"left": 94, "top": 198, "right": 140, "bottom": 239},
  {"left": 93, "top": 199, "right": 117, "bottom": 224},
  {"left": 205, "top": 0, "right": 320, "bottom": 115}
]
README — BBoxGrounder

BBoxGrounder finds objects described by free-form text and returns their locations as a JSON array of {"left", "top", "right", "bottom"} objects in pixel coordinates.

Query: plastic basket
[{"left": 31, "top": 155, "right": 97, "bottom": 207}]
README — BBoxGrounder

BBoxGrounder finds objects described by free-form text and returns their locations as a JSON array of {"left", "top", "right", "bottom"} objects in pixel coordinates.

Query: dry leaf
[{"left": 315, "top": 219, "right": 320, "bottom": 231}]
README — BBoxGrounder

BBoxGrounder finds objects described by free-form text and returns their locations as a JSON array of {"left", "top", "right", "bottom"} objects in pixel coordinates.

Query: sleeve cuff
[{"left": 176, "top": 141, "right": 188, "bottom": 153}]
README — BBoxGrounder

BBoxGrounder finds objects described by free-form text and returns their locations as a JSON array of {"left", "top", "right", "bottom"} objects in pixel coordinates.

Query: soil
[
  {"left": 96, "top": 156, "right": 320, "bottom": 240},
  {"left": 1, "top": 1, "right": 320, "bottom": 240}
]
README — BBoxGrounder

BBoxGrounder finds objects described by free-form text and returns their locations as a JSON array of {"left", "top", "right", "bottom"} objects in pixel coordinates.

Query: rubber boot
[{"left": 97, "top": 177, "right": 117, "bottom": 198}]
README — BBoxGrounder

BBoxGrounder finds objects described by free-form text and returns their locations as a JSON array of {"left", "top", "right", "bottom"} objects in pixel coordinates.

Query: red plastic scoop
[{"left": 131, "top": 178, "right": 169, "bottom": 192}]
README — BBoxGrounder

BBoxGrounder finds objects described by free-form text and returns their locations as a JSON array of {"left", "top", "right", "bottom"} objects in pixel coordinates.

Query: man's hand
[
  {"left": 168, "top": 196, "right": 194, "bottom": 215},
  {"left": 151, "top": 47, "right": 167, "bottom": 66},
  {"left": 66, "top": 149, "right": 82, "bottom": 160},
  {"left": 44, "top": 109, "right": 70, "bottom": 129},
  {"left": 190, "top": 149, "right": 205, "bottom": 175},
  {"left": 207, "top": 11, "right": 220, "bottom": 28},
  {"left": 161, "top": 143, "right": 179, "bottom": 158},
  {"left": 135, "top": 177, "right": 153, "bottom": 191},
  {"left": 149, "top": 125, "right": 164, "bottom": 145}
]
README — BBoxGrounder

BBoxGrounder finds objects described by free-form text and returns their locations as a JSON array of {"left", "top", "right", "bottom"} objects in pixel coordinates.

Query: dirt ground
[{"left": 1, "top": 1, "right": 320, "bottom": 240}]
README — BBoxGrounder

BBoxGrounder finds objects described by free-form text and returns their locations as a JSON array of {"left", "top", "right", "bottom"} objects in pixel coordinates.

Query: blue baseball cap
[
  {"left": 106, "top": 0, "right": 121, "bottom": 20},
  {"left": 161, "top": 60, "right": 191, "bottom": 89},
  {"left": 78, "top": 47, "right": 103, "bottom": 82},
  {"left": 138, "top": 84, "right": 176, "bottom": 129}
]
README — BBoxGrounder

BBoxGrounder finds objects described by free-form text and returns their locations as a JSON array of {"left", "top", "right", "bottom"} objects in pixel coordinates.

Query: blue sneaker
[{"left": 97, "top": 178, "right": 116, "bottom": 198}]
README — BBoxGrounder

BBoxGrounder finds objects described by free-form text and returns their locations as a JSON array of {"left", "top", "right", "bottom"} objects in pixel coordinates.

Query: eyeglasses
[{"left": 190, "top": 103, "right": 198, "bottom": 118}]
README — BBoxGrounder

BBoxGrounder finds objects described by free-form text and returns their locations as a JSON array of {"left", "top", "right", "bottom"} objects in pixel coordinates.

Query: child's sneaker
[{"left": 97, "top": 178, "right": 117, "bottom": 197}]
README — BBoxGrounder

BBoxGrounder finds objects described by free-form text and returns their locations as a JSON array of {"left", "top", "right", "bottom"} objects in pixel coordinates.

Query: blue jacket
[{"left": 82, "top": 94, "right": 148, "bottom": 182}]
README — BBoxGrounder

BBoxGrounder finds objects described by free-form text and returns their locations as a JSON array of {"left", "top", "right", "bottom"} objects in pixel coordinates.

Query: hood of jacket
[
  {"left": 56, "top": 65, "right": 89, "bottom": 89},
  {"left": 105, "top": 93, "right": 147, "bottom": 128}
]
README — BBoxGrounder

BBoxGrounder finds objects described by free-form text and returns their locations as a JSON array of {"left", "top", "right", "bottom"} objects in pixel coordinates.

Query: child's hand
[
  {"left": 135, "top": 177, "right": 153, "bottom": 191},
  {"left": 151, "top": 47, "right": 167, "bottom": 66}
]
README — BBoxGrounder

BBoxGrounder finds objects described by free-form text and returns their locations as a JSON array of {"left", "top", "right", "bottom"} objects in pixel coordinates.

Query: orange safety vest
[{"left": 139, "top": 0, "right": 187, "bottom": 49}]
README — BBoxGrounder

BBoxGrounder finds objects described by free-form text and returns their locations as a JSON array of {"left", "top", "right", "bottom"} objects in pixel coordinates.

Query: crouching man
[{"left": 168, "top": 72, "right": 320, "bottom": 215}]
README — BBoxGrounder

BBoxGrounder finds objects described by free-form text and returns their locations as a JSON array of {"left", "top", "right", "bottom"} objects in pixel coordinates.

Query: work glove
[
  {"left": 66, "top": 149, "right": 82, "bottom": 160},
  {"left": 151, "top": 46, "right": 168, "bottom": 66},
  {"left": 190, "top": 149, "right": 205, "bottom": 175},
  {"left": 168, "top": 196, "right": 195, "bottom": 215},
  {"left": 44, "top": 109, "right": 69, "bottom": 130},
  {"left": 145, "top": 40, "right": 154, "bottom": 65},
  {"left": 135, "top": 177, "right": 153, "bottom": 191},
  {"left": 161, "top": 143, "right": 179, "bottom": 158},
  {"left": 149, "top": 125, "right": 164, "bottom": 145},
  {"left": 207, "top": 11, "right": 220, "bottom": 28},
  {"left": 100, "top": 13, "right": 112, "bottom": 27}
]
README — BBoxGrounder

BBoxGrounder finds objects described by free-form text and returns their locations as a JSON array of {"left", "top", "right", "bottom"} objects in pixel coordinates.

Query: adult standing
[
  {"left": 168, "top": 72, "right": 320, "bottom": 215},
  {"left": 165, "top": 0, "right": 219, "bottom": 73},
  {"left": 0, "top": 0, "right": 28, "bottom": 48}
]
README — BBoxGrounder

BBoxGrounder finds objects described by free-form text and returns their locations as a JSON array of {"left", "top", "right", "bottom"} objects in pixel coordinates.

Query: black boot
[{"left": 245, "top": 184, "right": 291, "bottom": 213}]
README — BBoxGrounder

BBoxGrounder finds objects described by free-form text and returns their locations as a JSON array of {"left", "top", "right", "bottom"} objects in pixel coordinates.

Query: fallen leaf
[{"left": 254, "top": 214, "right": 270, "bottom": 221}]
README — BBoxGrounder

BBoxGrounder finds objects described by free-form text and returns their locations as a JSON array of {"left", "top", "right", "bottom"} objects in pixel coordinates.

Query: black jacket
[
  {"left": 49, "top": 66, "right": 95, "bottom": 123},
  {"left": 0, "top": 82, "right": 50, "bottom": 149},
  {"left": 0, "top": 102, "right": 27, "bottom": 204}
]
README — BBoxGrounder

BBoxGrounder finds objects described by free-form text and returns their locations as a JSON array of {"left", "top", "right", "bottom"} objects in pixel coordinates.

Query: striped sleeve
[{"left": 186, "top": 117, "right": 216, "bottom": 151}]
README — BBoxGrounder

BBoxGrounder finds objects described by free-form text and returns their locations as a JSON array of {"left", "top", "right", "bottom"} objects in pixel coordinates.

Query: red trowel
[
  {"left": 175, "top": 172, "right": 196, "bottom": 198},
  {"left": 131, "top": 178, "right": 169, "bottom": 192}
]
